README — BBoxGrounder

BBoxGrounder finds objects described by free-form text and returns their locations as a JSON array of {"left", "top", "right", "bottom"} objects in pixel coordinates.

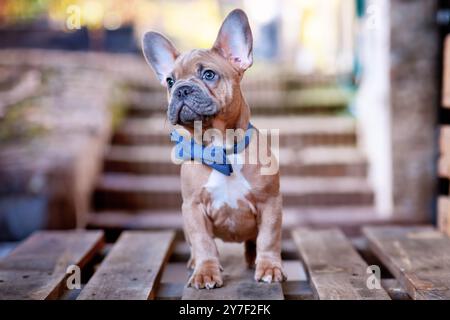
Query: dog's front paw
[
  {"left": 187, "top": 255, "right": 195, "bottom": 270},
  {"left": 188, "top": 259, "right": 223, "bottom": 289},
  {"left": 255, "top": 259, "right": 287, "bottom": 283}
]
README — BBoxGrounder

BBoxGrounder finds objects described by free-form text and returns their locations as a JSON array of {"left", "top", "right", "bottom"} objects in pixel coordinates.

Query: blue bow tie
[{"left": 169, "top": 123, "right": 254, "bottom": 176}]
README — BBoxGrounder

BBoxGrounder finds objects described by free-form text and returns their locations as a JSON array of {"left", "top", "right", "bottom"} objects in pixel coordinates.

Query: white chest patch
[{"left": 204, "top": 153, "right": 251, "bottom": 210}]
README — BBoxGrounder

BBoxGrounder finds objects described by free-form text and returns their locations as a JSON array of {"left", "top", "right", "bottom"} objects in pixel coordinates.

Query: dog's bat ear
[
  {"left": 212, "top": 9, "right": 253, "bottom": 72},
  {"left": 142, "top": 32, "right": 179, "bottom": 85}
]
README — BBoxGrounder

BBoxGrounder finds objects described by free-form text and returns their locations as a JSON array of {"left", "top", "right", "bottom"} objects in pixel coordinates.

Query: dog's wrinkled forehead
[{"left": 172, "top": 49, "right": 236, "bottom": 81}]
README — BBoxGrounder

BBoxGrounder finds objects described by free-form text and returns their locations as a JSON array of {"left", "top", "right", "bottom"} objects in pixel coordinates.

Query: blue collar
[{"left": 169, "top": 123, "right": 254, "bottom": 176}]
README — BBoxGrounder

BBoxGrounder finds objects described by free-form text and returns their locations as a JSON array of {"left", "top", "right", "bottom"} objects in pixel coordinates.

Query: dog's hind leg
[{"left": 245, "top": 239, "right": 256, "bottom": 268}]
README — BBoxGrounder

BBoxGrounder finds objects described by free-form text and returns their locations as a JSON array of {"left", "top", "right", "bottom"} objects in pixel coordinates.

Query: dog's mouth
[
  {"left": 169, "top": 99, "right": 218, "bottom": 125},
  {"left": 178, "top": 103, "right": 200, "bottom": 121},
  {"left": 167, "top": 82, "right": 219, "bottom": 125}
]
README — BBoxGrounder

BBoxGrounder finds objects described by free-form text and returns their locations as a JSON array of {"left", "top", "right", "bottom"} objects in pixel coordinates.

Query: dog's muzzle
[{"left": 168, "top": 83, "right": 218, "bottom": 125}]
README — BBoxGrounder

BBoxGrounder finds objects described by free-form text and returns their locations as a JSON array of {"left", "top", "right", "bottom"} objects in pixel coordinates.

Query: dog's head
[{"left": 142, "top": 9, "right": 253, "bottom": 127}]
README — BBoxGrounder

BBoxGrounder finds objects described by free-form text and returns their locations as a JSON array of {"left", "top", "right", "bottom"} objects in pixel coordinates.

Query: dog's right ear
[
  {"left": 212, "top": 9, "right": 253, "bottom": 73},
  {"left": 142, "top": 32, "right": 179, "bottom": 85}
]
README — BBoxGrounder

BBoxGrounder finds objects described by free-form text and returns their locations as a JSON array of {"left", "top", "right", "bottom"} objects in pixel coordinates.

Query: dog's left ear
[
  {"left": 212, "top": 9, "right": 253, "bottom": 72},
  {"left": 142, "top": 31, "right": 179, "bottom": 85}
]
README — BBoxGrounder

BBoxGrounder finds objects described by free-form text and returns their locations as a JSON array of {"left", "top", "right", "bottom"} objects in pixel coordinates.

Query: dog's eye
[
  {"left": 202, "top": 70, "right": 216, "bottom": 81},
  {"left": 166, "top": 77, "right": 175, "bottom": 88}
]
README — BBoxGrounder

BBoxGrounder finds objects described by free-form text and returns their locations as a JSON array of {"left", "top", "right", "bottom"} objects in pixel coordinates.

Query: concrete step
[
  {"left": 87, "top": 206, "right": 380, "bottom": 232},
  {"left": 93, "top": 174, "right": 374, "bottom": 210},
  {"left": 126, "top": 87, "right": 350, "bottom": 117},
  {"left": 129, "top": 72, "right": 349, "bottom": 92},
  {"left": 104, "top": 145, "right": 367, "bottom": 177},
  {"left": 112, "top": 116, "right": 357, "bottom": 148}
]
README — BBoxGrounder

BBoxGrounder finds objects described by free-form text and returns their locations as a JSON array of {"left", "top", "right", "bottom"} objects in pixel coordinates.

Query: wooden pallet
[{"left": 0, "top": 226, "right": 449, "bottom": 300}]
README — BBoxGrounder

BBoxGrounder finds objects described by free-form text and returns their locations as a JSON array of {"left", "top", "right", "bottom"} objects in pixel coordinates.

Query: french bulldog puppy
[{"left": 142, "top": 9, "right": 285, "bottom": 289}]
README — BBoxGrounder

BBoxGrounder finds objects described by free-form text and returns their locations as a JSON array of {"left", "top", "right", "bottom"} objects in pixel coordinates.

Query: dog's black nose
[{"left": 175, "top": 85, "right": 193, "bottom": 99}]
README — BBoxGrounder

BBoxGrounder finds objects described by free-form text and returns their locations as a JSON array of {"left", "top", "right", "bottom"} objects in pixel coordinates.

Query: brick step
[
  {"left": 87, "top": 206, "right": 380, "bottom": 231},
  {"left": 104, "top": 145, "right": 367, "bottom": 177},
  {"left": 126, "top": 87, "right": 350, "bottom": 117},
  {"left": 112, "top": 116, "right": 357, "bottom": 147},
  {"left": 93, "top": 174, "right": 374, "bottom": 210}
]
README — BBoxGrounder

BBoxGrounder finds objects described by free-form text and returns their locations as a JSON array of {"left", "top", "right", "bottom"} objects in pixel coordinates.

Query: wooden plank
[
  {"left": 0, "top": 230, "right": 104, "bottom": 300},
  {"left": 160, "top": 262, "right": 190, "bottom": 283},
  {"left": 282, "top": 281, "right": 314, "bottom": 300},
  {"left": 156, "top": 282, "right": 184, "bottom": 300},
  {"left": 156, "top": 262, "right": 189, "bottom": 299},
  {"left": 438, "top": 197, "right": 450, "bottom": 236},
  {"left": 381, "top": 279, "right": 410, "bottom": 300},
  {"left": 283, "top": 260, "right": 307, "bottom": 281},
  {"left": 77, "top": 231, "right": 175, "bottom": 300},
  {"left": 60, "top": 285, "right": 84, "bottom": 300},
  {"left": 443, "top": 34, "right": 450, "bottom": 108},
  {"left": 363, "top": 226, "right": 450, "bottom": 299},
  {"left": 291, "top": 228, "right": 390, "bottom": 300},
  {"left": 182, "top": 240, "right": 284, "bottom": 300}
]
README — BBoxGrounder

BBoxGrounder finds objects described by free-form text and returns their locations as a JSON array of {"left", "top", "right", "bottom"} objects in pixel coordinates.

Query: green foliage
[
  {"left": 0, "top": 0, "right": 52, "bottom": 23},
  {"left": 0, "top": 100, "right": 48, "bottom": 144},
  {"left": 108, "top": 84, "right": 127, "bottom": 130}
]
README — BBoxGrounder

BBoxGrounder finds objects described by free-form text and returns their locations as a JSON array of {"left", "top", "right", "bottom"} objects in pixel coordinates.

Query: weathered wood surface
[
  {"left": 381, "top": 279, "right": 410, "bottom": 300},
  {"left": 161, "top": 254, "right": 307, "bottom": 300},
  {"left": 282, "top": 281, "right": 314, "bottom": 300},
  {"left": 291, "top": 228, "right": 390, "bottom": 300},
  {"left": 156, "top": 282, "right": 185, "bottom": 300},
  {"left": 0, "top": 230, "right": 104, "bottom": 300},
  {"left": 77, "top": 231, "right": 175, "bottom": 300},
  {"left": 363, "top": 226, "right": 450, "bottom": 299},
  {"left": 182, "top": 240, "right": 284, "bottom": 300},
  {"left": 157, "top": 263, "right": 311, "bottom": 300}
]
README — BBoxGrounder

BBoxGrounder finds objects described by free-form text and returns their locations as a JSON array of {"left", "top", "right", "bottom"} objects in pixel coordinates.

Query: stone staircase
[{"left": 88, "top": 79, "right": 378, "bottom": 232}]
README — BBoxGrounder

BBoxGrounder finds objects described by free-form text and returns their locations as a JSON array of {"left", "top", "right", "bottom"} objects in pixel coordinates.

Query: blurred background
[{"left": 0, "top": 0, "right": 447, "bottom": 246}]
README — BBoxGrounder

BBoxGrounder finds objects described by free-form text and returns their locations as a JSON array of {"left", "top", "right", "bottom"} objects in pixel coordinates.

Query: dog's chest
[
  {"left": 203, "top": 153, "right": 254, "bottom": 211},
  {"left": 203, "top": 155, "right": 257, "bottom": 241}
]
